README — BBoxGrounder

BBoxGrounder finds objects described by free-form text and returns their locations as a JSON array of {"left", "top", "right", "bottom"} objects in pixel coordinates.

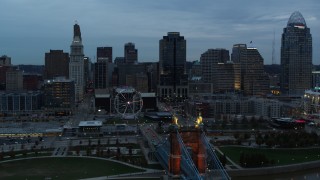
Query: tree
[
  {"left": 10, "top": 149, "right": 15, "bottom": 159},
  {"left": 128, "top": 146, "right": 133, "bottom": 156},
  {"left": 241, "top": 116, "right": 248, "bottom": 124},
  {"left": 265, "top": 135, "right": 275, "bottom": 148},
  {"left": 233, "top": 132, "right": 240, "bottom": 140},
  {"left": 255, "top": 134, "right": 264, "bottom": 147},
  {"left": 86, "top": 148, "right": 91, "bottom": 156},
  {"left": 244, "top": 133, "right": 250, "bottom": 140},
  {"left": 22, "top": 150, "right": 27, "bottom": 157},
  {"left": 221, "top": 120, "right": 227, "bottom": 129},
  {"left": 116, "top": 147, "right": 121, "bottom": 160},
  {"left": 117, "top": 147, "right": 121, "bottom": 155},
  {"left": 96, "top": 147, "right": 100, "bottom": 157},
  {"left": 219, "top": 154, "right": 227, "bottom": 167},
  {"left": 250, "top": 116, "right": 258, "bottom": 128}
]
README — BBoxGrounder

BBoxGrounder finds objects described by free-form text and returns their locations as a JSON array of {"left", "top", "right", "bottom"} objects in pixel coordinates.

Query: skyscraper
[
  {"left": 280, "top": 11, "right": 312, "bottom": 95},
  {"left": 94, "top": 58, "right": 108, "bottom": 89},
  {"left": 231, "top": 44, "right": 269, "bottom": 96},
  {"left": 97, "top": 47, "right": 112, "bottom": 63},
  {"left": 200, "top": 48, "right": 229, "bottom": 84},
  {"left": 69, "top": 23, "right": 85, "bottom": 102},
  {"left": 44, "top": 50, "right": 69, "bottom": 79},
  {"left": 124, "top": 42, "right": 138, "bottom": 64},
  {"left": 43, "top": 77, "right": 75, "bottom": 109},
  {"left": 158, "top": 32, "right": 188, "bottom": 100}
]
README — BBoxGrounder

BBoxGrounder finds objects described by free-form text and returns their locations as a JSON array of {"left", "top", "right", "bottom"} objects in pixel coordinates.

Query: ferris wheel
[{"left": 114, "top": 87, "right": 143, "bottom": 119}]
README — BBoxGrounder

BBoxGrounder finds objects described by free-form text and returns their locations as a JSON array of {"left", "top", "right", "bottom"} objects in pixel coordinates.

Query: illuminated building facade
[
  {"left": 43, "top": 77, "right": 75, "bottom": 109},
  {"left": 303, "top": 89, "right": 320, "bottom": 115}
]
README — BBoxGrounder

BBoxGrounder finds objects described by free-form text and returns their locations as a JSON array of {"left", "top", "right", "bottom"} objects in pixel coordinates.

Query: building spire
[{"left": 73, "top": 21, "right": 82, "bottom": 40}]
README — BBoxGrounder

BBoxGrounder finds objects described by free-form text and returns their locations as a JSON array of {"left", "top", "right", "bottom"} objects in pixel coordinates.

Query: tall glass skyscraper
[
  {"left": 158, "top": 32, "right": 188, "bottom": 101},
  {"left": 280, "top": 11, "right": 312, "bottom": 95}
]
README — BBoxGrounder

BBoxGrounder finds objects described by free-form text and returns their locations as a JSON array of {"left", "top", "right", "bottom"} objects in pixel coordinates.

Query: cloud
[{"left": 0, "top": 0, "right": 319, "bottom": 65}]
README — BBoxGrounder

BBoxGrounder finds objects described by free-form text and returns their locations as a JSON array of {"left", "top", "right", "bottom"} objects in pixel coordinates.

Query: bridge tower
[
  {"left": 169, "top": 126, "right": 207, "bottom": 175},
  {"left": 169, "top": 128, "right": 181, "bottom": 175}
]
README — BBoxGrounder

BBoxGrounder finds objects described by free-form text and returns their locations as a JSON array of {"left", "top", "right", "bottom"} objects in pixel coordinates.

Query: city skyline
[{"left": 0, "top": 0, "right": 319, "bottom": 65}]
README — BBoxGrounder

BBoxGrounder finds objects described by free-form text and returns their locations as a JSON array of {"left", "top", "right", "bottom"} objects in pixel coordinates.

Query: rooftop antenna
[
  {"left": 272, "top": 30, "right": 275, "bottom": 65},
  {"left": 75, "top": 20, "right": 78, "bottom": 24}
]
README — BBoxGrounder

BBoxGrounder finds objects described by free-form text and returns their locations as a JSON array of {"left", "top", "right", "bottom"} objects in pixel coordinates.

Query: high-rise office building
[
  {"left": 43, "top": 77, "right": 75, "bottom": 109},
  {"left": 200, "top": 49, "right": 240, "bottom": 92},
  {"left": 124, "top": 42, "right": 138, "bottom": 64},
  {"left": 94, "top": 58, "right": 109, "bottom": 89},
  {"left": 200, "top": 49, "right": 229, "bottom": 83},
  {"left": 69, "top": 23, "right": 85, "bottom": 102},
  {"left": 158, "top": 32, "right": 188, "bottom": 100},
  {"left": 231, "top": 44, "right": 269, "bottom": 96},
  {"left": 280, "top": 11, "right": 312, "bottom": 95},
  {"left": 97, "top": 47, "right": 112, "bottom": 63},
  {"left": 84, "top": 56, "right": 91, "bottom": 88},
  {"left": 216, "top": 62, "right": 241, "bottom": 92},
  {"left": 44, "top": 50, "right": 69, "bottom": 79}
]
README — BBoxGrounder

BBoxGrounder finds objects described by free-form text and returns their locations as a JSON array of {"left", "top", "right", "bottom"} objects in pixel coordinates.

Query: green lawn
[
  {"left": 219, "top": 146, "right": 320, "bottom": 166},
  {"left": 0, "top": 157, "right": 145, "bottom": 180}
]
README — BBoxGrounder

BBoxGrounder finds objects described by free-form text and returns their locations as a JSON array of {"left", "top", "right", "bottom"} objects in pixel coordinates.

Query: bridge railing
[
  {"left": 201, "top": 132, "right": 231, "bottom": 180},
  {"left": 154, "top": 140, "right": 170, "bottom": 172}
]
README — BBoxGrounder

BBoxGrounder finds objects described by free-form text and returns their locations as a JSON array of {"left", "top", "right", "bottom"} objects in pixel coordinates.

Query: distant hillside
[
  {"left": 18, "top": 65, "right": 44, "bottom": 74},
  {"left": 314, "top": 65, "right": 320, "bottom": 71},
  {"left": 264, "top": 64, "right": 320, "bottom": 75}
]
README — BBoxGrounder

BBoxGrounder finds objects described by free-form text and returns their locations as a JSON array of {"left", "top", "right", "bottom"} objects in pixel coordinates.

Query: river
[{"left": 233, "top": 168, "right": 320, "bottom": 180}]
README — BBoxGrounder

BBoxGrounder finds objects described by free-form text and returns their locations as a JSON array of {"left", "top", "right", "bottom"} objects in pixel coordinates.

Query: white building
[
  {"left": 252, "top": 97, "right": 280, "bottom": 118},
  {"left": 69, "top": 23, "right": 85, "bottom": 102}
]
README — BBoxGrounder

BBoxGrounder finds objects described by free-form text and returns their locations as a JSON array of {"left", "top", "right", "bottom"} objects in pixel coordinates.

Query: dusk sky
[{"left": 0, "top": 0, "right": 319, "bottom": 65}]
